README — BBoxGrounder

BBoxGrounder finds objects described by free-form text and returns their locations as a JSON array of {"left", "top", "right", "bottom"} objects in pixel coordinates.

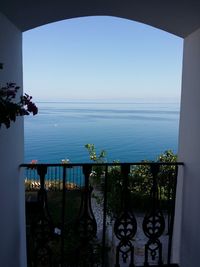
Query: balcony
[{"left": 21, "top": 162, "right": 183, "bottom": 267}]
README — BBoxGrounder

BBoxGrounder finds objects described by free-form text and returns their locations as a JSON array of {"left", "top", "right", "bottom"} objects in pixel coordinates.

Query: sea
[{"left": 24, "top": 101, "right": 180, "bottom": 163}]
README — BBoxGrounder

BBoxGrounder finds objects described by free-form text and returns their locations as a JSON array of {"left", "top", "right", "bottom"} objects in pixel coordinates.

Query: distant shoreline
[{"left": 36, "top": 100, "right": 180, "bottom": 104}]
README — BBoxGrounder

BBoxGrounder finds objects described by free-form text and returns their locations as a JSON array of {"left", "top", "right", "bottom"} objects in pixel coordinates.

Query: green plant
[
  {"left": 85, "top": 144, "right": 106, "bottom": 186},
  {"left": 129, "top": 150, "right": 177, "bottom": 205},
  {"left": 0, "top": 82, "right": 38, "bottom": 128},
  {"left": 85, "top": 144, "right": 106, "bottom": 162},
  {"left": 157, "top": 150, "right": 177, "bottom": 200},
  {"left": 85, "top": 144, "right": 177, "bottom": 214}
]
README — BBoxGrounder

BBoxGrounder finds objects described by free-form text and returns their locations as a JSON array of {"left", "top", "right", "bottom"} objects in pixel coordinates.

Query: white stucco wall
[
  {"left": 0, "top": 13, "right": 26, "bottom": 267},
  {"left": 178, "top": 27, "right": 200, "bottom": 267}
]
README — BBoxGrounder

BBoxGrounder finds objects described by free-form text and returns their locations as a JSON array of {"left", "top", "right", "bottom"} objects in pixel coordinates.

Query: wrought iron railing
[{"left": 21, "top": 162, "right": 183, "bottom": 267}]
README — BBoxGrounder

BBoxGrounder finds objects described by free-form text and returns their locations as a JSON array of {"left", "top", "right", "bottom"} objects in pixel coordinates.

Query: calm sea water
[{"left": 24, "top": 101, "right": 180, "bottom": 163}]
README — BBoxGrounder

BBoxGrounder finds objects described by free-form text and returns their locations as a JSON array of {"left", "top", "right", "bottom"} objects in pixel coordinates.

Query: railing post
[
  {"left": 76, "top": 164, "right": 97, "bottom": 266},
  {"left": 32, "top": 165, "right": 54, "bottom": 267},
  {"left": 167, "top": 165, "right": 179, "bottom": 265},
  {"left": 37, "top": 165, "right": 47, "bottom": 207},
  {"left": 61, "top": 165, "right": 67, "bottom": 267},
  {"left": 102, "top": 165, "right": 108, "bottom": 267},
  {"left": 114, "top": 164, "right": 137, "bottom": 267},
  {"left": 142, "top": 163, "right": 165, "bottom": 266}
]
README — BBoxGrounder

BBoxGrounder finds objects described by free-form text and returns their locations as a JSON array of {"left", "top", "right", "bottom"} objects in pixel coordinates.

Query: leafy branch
[{"left": 0, "top": 83, "right": 38, "bottom": 128}]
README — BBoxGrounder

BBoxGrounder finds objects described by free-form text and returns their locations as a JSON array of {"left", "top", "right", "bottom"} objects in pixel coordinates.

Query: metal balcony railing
[{"left": 20, "top": 162, "right": 183, "bottom": 267}]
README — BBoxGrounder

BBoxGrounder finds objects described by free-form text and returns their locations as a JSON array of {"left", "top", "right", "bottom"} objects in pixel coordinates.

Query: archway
[
  {"left": 23, "top": 15, "right": 183, "bottom": 267},
  {"left": 1, "top": 2, "right": 200, "bottom": 267}
]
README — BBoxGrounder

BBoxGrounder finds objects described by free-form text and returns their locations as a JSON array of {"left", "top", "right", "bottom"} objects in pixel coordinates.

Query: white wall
[
  {"left": 178, "top": 27, "right": 200, "bottom": 267},
  {"left": 0, "top": 13, "right": 26, "bottom": 267}
]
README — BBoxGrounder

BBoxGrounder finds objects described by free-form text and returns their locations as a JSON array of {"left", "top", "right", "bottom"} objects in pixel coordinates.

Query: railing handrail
[{"left": 20, "top": 161, "right": 184, "bottom": 168}]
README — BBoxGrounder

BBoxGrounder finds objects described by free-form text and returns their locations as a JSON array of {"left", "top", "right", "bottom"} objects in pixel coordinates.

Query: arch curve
[{"left": 1, "top": 0, "right": 200, "bottom": 37}]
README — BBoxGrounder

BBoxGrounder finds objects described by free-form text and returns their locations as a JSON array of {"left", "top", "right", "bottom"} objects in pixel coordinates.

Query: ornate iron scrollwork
[
  {"left": 114, "top": 164, "right": 137, "bottom": 267},
  {"left": 75, "top": 165, "right": 98, "bottom": 266},
  {"left": 142, "top": 164, "right": 165, "bottom": 266},
  {"left": 24, "top": 162, "right": 180, "bottom": 267},
  {"left": 77, "top": 185, "right": 97, "bottom": 240},
  {"left": 114, "top": 211, "right": 137, "bottom": 266}
]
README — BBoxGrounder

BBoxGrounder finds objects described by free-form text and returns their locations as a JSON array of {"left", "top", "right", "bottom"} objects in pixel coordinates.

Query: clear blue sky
[{"left": 23, "top": 16, "right": 183, "bottom": 102}]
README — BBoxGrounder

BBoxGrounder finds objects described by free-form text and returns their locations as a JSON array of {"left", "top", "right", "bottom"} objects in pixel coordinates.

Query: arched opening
[
  {"left": 1, "top": 3, "right": 200, "bottom": 267},
  {"left": 22, "top": 16, "right": 183, "bottom": 267},
  {"left": 23, "top": 16, "right": 183, "bottom": 163}
]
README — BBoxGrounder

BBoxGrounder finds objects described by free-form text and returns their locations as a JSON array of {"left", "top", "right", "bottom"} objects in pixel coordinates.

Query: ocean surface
[{"left": 24, "top": 101, "right": 180, "bottom": 163}]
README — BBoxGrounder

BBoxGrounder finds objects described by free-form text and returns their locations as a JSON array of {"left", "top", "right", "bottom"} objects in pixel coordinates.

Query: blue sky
[{"left": 23, "top": 16, "right": 183, "bottom": 102}]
